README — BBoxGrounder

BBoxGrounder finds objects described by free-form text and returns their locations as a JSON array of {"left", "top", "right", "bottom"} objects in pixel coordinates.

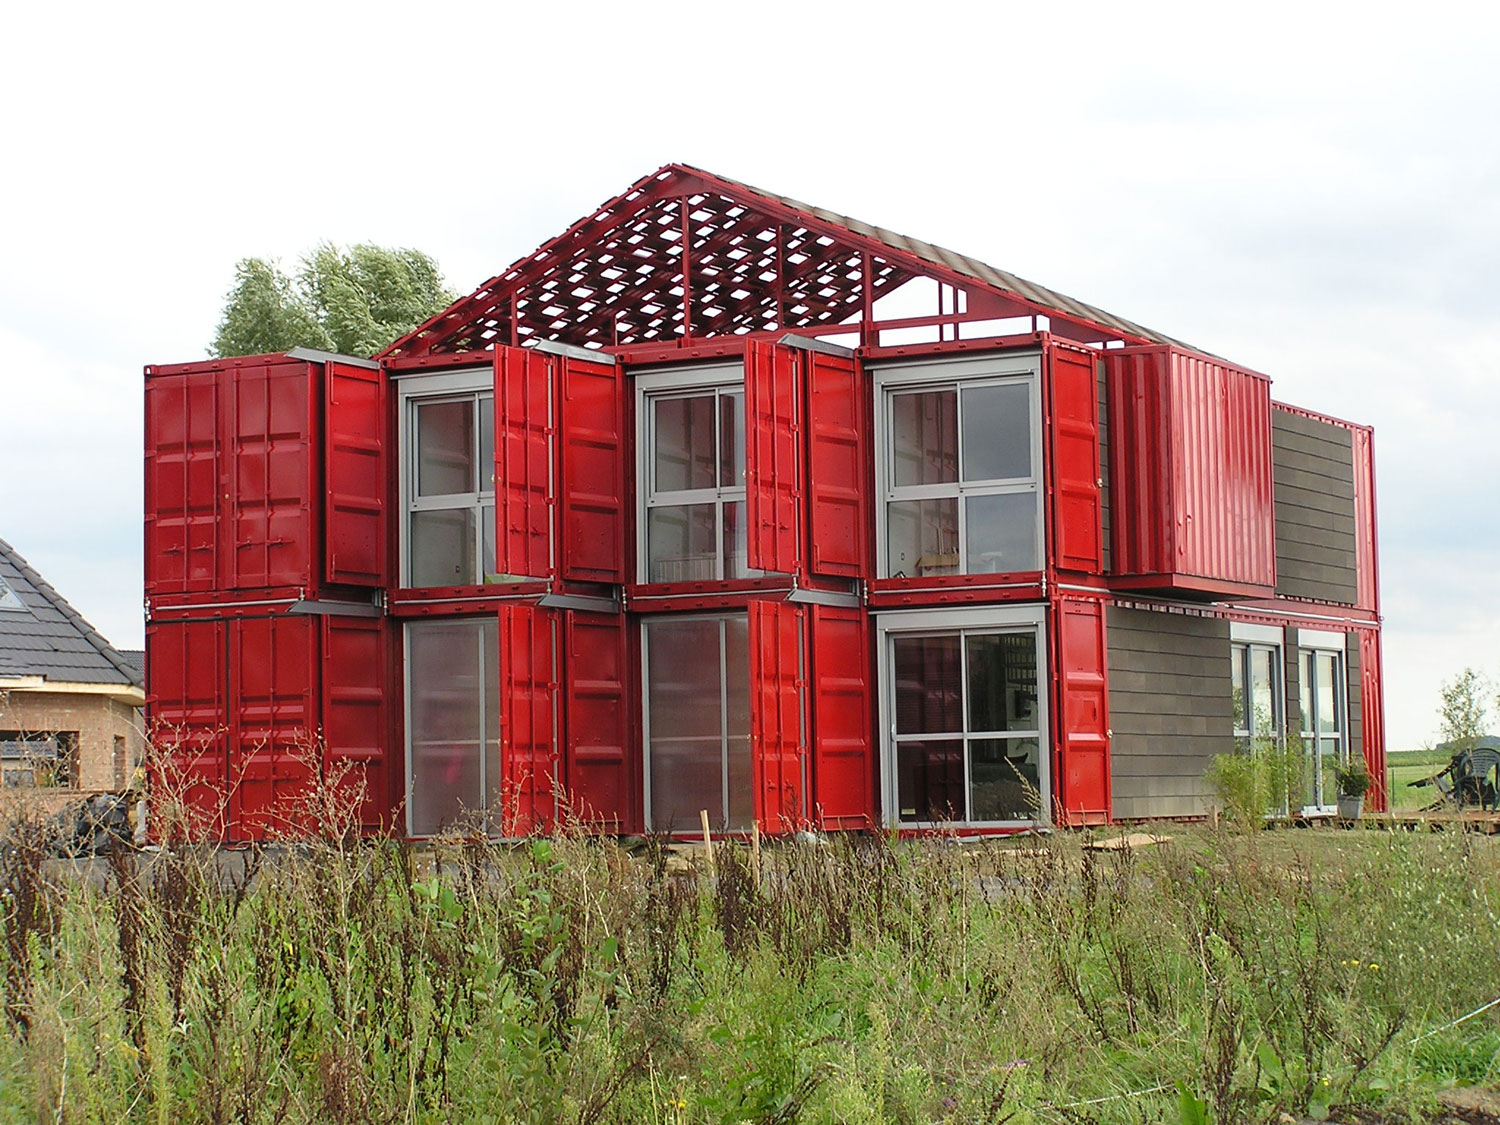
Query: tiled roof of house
[{"left": 0, "top": 538, "right": 142, "bottom": 688}]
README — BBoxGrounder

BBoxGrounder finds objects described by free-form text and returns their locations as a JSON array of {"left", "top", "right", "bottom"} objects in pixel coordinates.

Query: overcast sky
[{"left": 2, "top": 1, "right": 1496, "bottom": 750}]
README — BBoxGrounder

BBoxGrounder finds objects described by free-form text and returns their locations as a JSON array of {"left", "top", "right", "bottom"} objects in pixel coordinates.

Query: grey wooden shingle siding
[
  {"left": 1107, "top": 607, "right": 1232, "bottom": 819},
  {"left": 1097, "top": 360, "right": 1111, "bottom": 573},
  {"left": 1272, "top": 412, "right": 1357, "bottom": 604}
]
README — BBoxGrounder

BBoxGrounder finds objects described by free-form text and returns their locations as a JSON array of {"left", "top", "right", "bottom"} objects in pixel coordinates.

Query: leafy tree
[
  {"left": 1438, "top": 667, "right": 1490, "bottom": 752},
  {"left": 211, "top": 243, "right": 454, "bottom": 358}
]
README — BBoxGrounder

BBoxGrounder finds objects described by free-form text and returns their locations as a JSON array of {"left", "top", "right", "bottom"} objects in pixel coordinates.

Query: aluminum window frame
[
  {"left": 1298, "top": 633, "right": 1350, "bottom": 813},
  {"left": 395, "top": 367, "right": 495, "bottom": 589},
  {"left": 875, "top": 604, "right": 1050, "bottom": 828},
  {"left": 872, "top": 352, "right": 1044, "bottom": 580},
  {"left": 640, "top": 610, "right": 752, "bottom": 834},
  {"left": 635, "top": 362, "right": 752, "bottom": 584},
  {"left": 1230, "top": 622, "right": 1286, "bottom": 751}
]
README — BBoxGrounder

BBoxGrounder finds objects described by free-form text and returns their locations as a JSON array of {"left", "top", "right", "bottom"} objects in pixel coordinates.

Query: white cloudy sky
[{"left": 2, "top": 1, "right": 1496, "bottom": 749}]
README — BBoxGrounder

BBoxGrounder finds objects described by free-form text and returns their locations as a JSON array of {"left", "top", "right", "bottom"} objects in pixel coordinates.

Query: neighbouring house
[
  {"left": 143, "top": 164, "right": 1384, "bottom": 841},
  {"left": 0, "top": 537, "right": 145, "bottom": 810}
]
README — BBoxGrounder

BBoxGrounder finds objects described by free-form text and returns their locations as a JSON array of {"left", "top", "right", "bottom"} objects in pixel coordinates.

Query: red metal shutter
[
  {"left": 1358, "top": 628, "right": 1387, "bottom": 812},
  {"left": 1052, "top": 596, "right": 1111, "bottom": 826},
  {"left": 495, "top": 346, "right": 554, "bottom": 580},
  {"left": 750, "top": 599, "right": 806, "bottom": 832},
  {"left": 145, "top": 617, "right": 229, "bottom": 839},
  {"left": 499, "top": 603, "right": 558, "bottom": 834},
  {"left": 144, "top": 368, "right": 223, "bottom": 597},
  {"left": 321, "top": 616, "right": 393, "bottom": 832},
  {"left": 558, "top": 356, "right": 625, "bottom": 584},
  {"left": 323, "top": 361, "right": 387, "bottom": 587},
  {"left": 808, "top": 605, "right": 874, "bottom": 829},
  {"left": 745, "top": 340, "right": 803, "bottom": 575},
  {"left": 226, "top": 360, "right": 318, "bottom": 591},
  {"left": 806, "top": 351, "right": 869, "bottom": 578},
  {"left": 1047, "top": 347, "right": 1103, "bottom": 574},
  {"left": 562, "top": 610, "right": 633, "bottom": 831}
]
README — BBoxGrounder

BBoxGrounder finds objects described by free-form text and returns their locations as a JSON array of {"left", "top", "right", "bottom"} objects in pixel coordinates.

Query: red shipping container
[
  {"left": 144, "top": 352, "right": 386, "bottom": 597},
  {"left": 146, "top": 610, "right": 393, "bottom": 841},
  {"left": 1106, "top": 346, "right": 1275, "bottom": 597}
]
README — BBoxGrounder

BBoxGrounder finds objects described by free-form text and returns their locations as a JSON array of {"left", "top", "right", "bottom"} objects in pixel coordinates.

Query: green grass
[
  {"left": 3, "top": 814, "right": 1499, "bottom": 1124},
  {"left": 1385, "top": 749, "right": 1453, "bottom": 810}
]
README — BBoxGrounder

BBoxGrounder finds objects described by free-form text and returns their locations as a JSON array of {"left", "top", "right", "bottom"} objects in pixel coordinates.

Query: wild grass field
[{"left": 2, "top": 815, "right": 1498, "bottom": 1124}]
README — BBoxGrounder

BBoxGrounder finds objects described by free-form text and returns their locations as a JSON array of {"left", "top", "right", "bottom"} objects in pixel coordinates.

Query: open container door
[
  {"left": 750, "top": 599, "right": 806, "bottom": 832},
  {"left": 323, "top": 360, "right": 387, "bottom": 587},
  {"left": 499, "top": 603, "right": 559, "bottom": 834},
  {"left": 1051, "top": 596, "right": 1111, "bottom": 825},
  {"left": 804, "top": 346, "right": 869, "bottom": 579},
  {"left": 557, "top": 352, "right": 626, "bottom": 584},
  {"left": 745, "top": 340, "right": 803, "bottom": 576},
  {"left": 494, "top": 346, "right": 555, "bottom": 581},
  {"left": 808, "top": 604, "right": 874, "bottom": 829},
  {"left": 562, "top": 610, "right": 633, "bottom": 831},
  {"left": 1047, "top": 345, "right": 1104, "bottom": 575},
  {"left": 320, "top": 615, "right": 394, "bottom": 832}
]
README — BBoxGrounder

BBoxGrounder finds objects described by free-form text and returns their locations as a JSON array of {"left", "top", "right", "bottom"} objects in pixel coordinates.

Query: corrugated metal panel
[
  {"left": 1047, "top": 345, "right": 1104, "bottom": 574},
  {"left": 499, "top": 603, "right": 558, "bottom": 834},
  {"left": 228, "top": 615, "right": 318, "bottom": 840},
  {"left": 806, "top": 350, "right": 869, "bottom": 578},
  {"left": 1357, "top": 627, "right": 1387, "bottom": 812},
  {"left": 746, "top": 340, "right": 803, "bottom": 575},
  {"left": 1351, "top": 426, "right": 1381, "bottom": 613},
  {"left": 144, "top": 356, "right": 321, "bottom": 596},
  {"left": 1053, "top": 597, "right": 1111, "bottom": 825},
  {"left": 750, "top": 599, "right": 805, "bottom": 832},
  {"left": 323, "top": 361, "right": 387, "bottom": 587},
  {"left": 321, "top": 616, "right": 394, "bottom": 832},
  {"left": 1105, "top": 346, "right": 1275, "bottom": 595},
  {"left": 562, "top": 610, "right": 634, "bottom": 832},
  {"left": 808, "top": 604, "right": 874, "bottom": 829},
  {"left": 146, "top": 617, "right": 229, "bottom": 838},
  {"left": 494, "top": 346, "right": 554, "bottom": 580},
  {"left": 558, "top": 356, "right": 625, "bottom": 584}
]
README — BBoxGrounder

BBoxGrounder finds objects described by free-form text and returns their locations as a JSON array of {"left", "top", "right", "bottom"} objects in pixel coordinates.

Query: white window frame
[
  {"left": 1298, "top": 630, "right": 1349, "bottom": 813},
  {"left": 403, "top": 616, "right": 499, "bottom": 837},
  {"left": 635, "top": 362, "right": 751, "bottom": 584},
  {"left": 1230, "top": 622, "right": 1285, "bottom": 749},
  {"left": 872, "top": 352, "right": 1044, "bottom": 580},
  {"left": 875, "top": 604, "right": 1049, "bottom": 828},
  {"left": 395, "top": 367, "right": 494, "bottom": 588},
  {"left": 640, "top": 610, "right": 752, "bottom": 833}
]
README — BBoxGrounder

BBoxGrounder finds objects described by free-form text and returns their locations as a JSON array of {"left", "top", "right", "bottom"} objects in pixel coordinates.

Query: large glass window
[
  {"left": 639, "top": 366, "right": 759, "bottom": 583},
  {"left": 643, "top": 614, "right": 752, "bottom": 831},
  {"left": 878, "top": 358, "right": 1041, "bottom": 578},
  {"left": 406, "top": 618, "right": 499, "bottom": 835},
  {"left": 1231, "top": 641, "right": 1282, "bottom": 753},
  {"left": 888, "top": 624, "right": 1043, "bottom": 824},
  {"left": 1300, "top": 648, "right": 1346, "bottom": 811},
  {"left": 400, "top": 370, "right": 494, "bottom": 588}
]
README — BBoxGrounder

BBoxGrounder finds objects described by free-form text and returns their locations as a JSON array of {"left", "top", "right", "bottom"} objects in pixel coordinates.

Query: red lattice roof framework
[{"left": 381, "top": 164, "right": 1189, "bottom": 359}]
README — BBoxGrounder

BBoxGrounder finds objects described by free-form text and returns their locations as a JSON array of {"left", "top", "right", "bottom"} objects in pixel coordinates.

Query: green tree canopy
[{"left": 211, "top": 243, "right": 455, "bottom": 358}]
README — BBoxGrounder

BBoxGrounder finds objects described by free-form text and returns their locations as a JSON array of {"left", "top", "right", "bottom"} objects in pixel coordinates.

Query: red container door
[
  {"left": 145, "top": 368, "right": 224, "bottom": 596},
  {"left": 805, "top": 349, "right": 869, "bottom": 578},
  {"left": 750, "top": 599, "right": 805, "bottom": 832},
  {"left": 746, "top": 340, "right": 803, "bottom": 576},
  {"left": 228, "top": 615, "right": 319, "bottom": 840},
  {"left": 321, "top": 616, "right": 394, "bottom": 832},
  {"left": 1047, "top": 346, "right": 1103, "bottom": 575},
  {"left": 1358, "top": 627, "right": 1387, "bottom": 812},
  {"left": 499, "top": 603, "right": 559, "bottom": 834},
  {"left": 808, "top": 604, "right": 874, "bottom": 829},
  {"left": 494, "top": 347, "right": 554, "bottom": 581},
  {"left": 558, "top": 355, "right": 625, "bottom": 584},
  {"left": 226, "top": 360, "right": 318, "bottom": 591},
  {"left": 562, "top": 610, "right": 633, "bottom": 831},
  {"left": 146, "top": 618, "right": 229, "bottom": 837},
  {"left": 323, "top": 361, "right": 387, "bottom": 588},
  {"left": 1052, "top": 596, "right": 1111, "bottom": 826}
]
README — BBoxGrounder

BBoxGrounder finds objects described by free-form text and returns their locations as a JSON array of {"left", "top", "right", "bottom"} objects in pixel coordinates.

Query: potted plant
[{"left": 1334, "top": 758, "right": 1372, "bottom": 820}]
